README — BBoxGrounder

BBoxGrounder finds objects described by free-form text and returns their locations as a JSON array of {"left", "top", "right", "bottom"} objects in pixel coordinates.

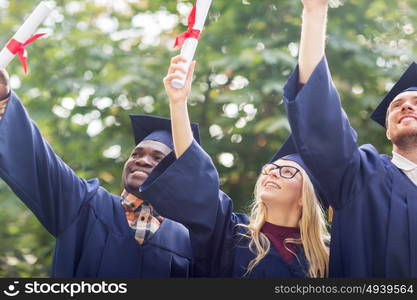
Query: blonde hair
[{"left": 239, "top": 167, "right": 330, "bottom": 278}]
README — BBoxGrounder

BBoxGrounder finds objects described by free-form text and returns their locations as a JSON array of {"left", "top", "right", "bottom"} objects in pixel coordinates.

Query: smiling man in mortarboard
[
  {"left": 0, "top": 68, "right": 200, "bottom": 277},
  {"left": 281, "top": 0, "right": 417, "bottom": 277}
]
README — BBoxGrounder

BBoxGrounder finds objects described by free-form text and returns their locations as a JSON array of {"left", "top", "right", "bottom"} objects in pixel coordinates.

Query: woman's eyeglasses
[{"left": 261, "top": 163, "right": 300, "bottom": 179}]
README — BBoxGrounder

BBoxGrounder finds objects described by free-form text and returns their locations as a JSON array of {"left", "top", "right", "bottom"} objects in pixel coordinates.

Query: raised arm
[
  {"left": 0, "top": 70, "right": 98, "bottom": 237},
  {"left": 163, "top": 56, "right": 196, "bottom": 158},
  {"left": 282, "top": 2, "right": 374, "bottom": 209},
  {"left": 299, "top": 0, "right": 328, "bottom": 83},
  {"left": 139, "top": 58, "right": 244, "bottom": 276}
]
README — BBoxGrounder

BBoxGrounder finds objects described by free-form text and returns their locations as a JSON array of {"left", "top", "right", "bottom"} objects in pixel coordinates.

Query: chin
[
  {"left": 130, "top": 181, "right": 143, "bottom": 190},
  {"left": 124, "top": 178, "right": 144, "bottom": 192},
  {"left": 392, "top": 130, "right": 417, "bottom": 149},
  {"left": 259, "top": 189, "right": 280, "bottom": 203}
]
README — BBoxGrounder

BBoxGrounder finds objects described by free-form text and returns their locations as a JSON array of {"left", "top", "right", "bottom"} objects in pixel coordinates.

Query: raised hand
[
  {"left": 299, "top": 0, "right": 328, "bottom": 83},
  {"left": 163, "top": 56, "right": 196, "bottom": 105}
]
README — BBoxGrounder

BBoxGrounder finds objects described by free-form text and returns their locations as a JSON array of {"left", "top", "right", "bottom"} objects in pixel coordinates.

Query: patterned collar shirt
[{"left": 120, "top": 190, "right": 163, "bottom": 244}]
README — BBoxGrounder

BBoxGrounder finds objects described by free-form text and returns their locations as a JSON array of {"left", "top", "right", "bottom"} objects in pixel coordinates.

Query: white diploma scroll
[
  {"left": 171, "top": 0, "right": 213, "bottom": 89},
  {"left": 0, "top": 1, "right": 52, "bottom": 69}
]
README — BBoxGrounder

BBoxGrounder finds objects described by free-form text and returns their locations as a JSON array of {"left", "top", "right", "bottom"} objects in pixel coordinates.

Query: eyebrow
[
  {"left": 391, "top": 95, "right": 417, "bottom": 105},
  {"left": 389, "top": 98, "right": 404, "bottom": 109},
  {"left": 133, "top": 147, "right": 167, "bottom": 156}
]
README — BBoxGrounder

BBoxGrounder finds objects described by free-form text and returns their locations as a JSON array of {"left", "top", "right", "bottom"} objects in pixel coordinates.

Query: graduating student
[
  {"left": 0, "top": 68, "right": 197, "bottom": 277},
  {"left": 139, "top": 56, "right": 330, "bottom": 278},
  {"left": 283, "top": 0, "right": 417, "bottom": 277}
]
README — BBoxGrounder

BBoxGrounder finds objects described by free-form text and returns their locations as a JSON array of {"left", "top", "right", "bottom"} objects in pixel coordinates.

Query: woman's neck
[{"left": 265, "top": 206, "right": 300, "bottom": 228}]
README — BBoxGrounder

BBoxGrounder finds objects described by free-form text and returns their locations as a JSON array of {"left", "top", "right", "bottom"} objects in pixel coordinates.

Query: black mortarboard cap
[
  {"left": 371, "top": 62, "right": 417, "bottom": 127},
  {"left": 129, "top": 114, "right": 200, "bottom": 148}
]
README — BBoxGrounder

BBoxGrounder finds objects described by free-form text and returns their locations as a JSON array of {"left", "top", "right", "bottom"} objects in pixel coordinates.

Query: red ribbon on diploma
[
  {"left": 6, "top": 33, "right": 46, "bottom": 75},
  {"left": 174, "top": 4, "right": 201, "bottom": 48}
]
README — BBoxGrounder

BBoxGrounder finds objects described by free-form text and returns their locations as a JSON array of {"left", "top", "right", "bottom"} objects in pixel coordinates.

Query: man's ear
[{"left": 0, "top": 69, "right": 10, "bottom": 100}]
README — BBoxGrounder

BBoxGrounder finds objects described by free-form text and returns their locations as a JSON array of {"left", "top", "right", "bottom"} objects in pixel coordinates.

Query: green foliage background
[{"left": 0, "top": 0, "right": 416, "bottom": 276}]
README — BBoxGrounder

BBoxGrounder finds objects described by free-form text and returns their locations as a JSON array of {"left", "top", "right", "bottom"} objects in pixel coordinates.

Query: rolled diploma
[
  {"left": 0, "top": 2, "right": 52, "bottom": 69},
  {"left": 171, "top": 0, "right": 212, "bottom": 89}
]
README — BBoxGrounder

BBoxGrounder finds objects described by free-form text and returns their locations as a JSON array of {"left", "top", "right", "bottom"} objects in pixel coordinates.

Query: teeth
[
  {"left": 265, "top": 182, "right": 280, "bottom": 189},
  {"left": 401, "top": 116, "right": 416, "bottom": 122},
  {"left": 132, "top": 170, "right": 147, "bottom": 175}
]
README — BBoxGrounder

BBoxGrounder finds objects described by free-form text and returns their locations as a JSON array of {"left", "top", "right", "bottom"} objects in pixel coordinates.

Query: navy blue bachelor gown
[
  {"left": 140, "top": 140, "right": 309, "bottom": 277},
  {"left": 283, "top": 57, "right": 417, "bottom": 277},
  {"left": 0, "top": 93, "right": 192, "bottom": 277}
]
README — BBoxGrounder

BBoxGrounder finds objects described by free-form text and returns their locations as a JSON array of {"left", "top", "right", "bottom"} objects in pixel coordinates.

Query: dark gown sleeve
[
  {"left": 0, "top": 92, "right": 98, "bottom": 237},
  {"left": 283, "top": 57, "right": 383, "bottom": 209},
  {"left": 140, "top": 140, "right": 248, "bottom": 276}
]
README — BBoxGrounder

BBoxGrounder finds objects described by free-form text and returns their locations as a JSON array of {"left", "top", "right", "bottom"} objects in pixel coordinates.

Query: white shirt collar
[{"left": 392, "top": 151, "right": 417, "bottom": 172}]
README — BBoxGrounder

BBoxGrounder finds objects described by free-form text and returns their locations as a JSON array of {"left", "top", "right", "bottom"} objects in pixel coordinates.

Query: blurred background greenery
[{"left": 0, "top": 0, "right": 416, "bottom": 276}]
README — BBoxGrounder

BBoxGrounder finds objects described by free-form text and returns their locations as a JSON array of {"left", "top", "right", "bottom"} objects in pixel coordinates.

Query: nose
[
  {"left": 134, "top": 155, "right": 153, "bottom": 168},
  {"left": 401, "top": 101, "right": 416, "bottom": 112},
  {"left": 267, "top": 168, "right": 281, "bottom": 179}
]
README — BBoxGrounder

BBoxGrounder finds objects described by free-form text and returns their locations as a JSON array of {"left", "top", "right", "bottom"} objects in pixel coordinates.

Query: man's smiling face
[{"left": 122, "top": 140, "right": 171, "bottom": 193}]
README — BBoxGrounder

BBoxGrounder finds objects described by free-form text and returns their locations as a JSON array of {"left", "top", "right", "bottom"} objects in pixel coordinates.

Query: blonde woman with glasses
[{"left": 140, "top": 56, "right": 330, "bottom": 277}]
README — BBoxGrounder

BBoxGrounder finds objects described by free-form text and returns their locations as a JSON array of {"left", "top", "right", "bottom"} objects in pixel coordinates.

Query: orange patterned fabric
[{"left": 120, "top": 190, "right": 163, "bottom": 244}]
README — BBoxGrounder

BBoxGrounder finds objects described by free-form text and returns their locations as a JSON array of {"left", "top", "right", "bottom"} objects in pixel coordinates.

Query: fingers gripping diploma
[{"left": 163, "top": 55, "right": 196, "bottom": 104}]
